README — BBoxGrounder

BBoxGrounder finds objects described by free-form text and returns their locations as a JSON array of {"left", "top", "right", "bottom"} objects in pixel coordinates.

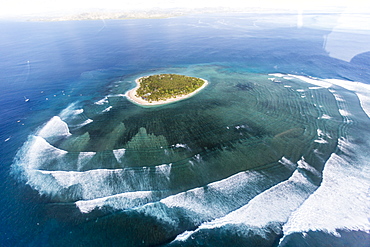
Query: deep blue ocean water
[{"left": 1, "top": 13, "right": 370, "bottom": 246}]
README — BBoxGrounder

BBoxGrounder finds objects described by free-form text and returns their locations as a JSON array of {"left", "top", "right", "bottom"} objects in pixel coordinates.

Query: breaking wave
[{"left": 11, "top": 69, "right": 370, "bottom": 245}]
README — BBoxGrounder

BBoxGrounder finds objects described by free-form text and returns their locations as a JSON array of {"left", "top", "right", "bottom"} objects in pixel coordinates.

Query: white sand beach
[{"left": 126, "top": 76, "right": 209, "bottom": 106}]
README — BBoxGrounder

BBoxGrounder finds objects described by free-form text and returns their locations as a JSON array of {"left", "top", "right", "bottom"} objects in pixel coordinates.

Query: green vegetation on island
[{"left": 136, "top": 74, "right": 206, "bottom": 102}]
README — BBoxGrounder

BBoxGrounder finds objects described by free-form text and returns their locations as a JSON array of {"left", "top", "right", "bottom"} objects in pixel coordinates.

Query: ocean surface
[{"left": 1, "top": 13, "right": 370, "bottom": 246}]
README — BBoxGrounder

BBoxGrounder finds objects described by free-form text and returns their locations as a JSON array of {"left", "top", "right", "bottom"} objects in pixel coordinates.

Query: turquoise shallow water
[{"left": 1, "top": 14, "right": 370, "bottom": 246}]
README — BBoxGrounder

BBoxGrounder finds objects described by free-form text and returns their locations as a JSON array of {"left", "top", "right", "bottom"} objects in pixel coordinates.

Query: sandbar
[{"left": 126, "top": 76, "right": 209, "bottom": 106}]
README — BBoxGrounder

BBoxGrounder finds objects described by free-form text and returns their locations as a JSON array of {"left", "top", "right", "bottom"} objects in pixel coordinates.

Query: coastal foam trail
[
  {"left": 76, "top": 157, "right": 294, "bottom": 214},
  {"left": 86, "top": 157, "right": 297, "bottom": 243},
  {"left": 35, "top": 167, "right": 172, "bottom": 201},
  {"left": 270, "top": 73, "right": 370, "bottom": 118},
  {"left": 282, "top": 140, "right": 370, "bottom": 237},
  {"left": 76, "top": 191, "right": 157, "bottom": 213},
  {"left": 274, "top": 74, "right": 370, "bottom": 245},
  {"left": 168, "top": 166, "right": 318, "bottom": 246},
  {"left": 38, "top": 116, "right": 71, "bottom": 140}
]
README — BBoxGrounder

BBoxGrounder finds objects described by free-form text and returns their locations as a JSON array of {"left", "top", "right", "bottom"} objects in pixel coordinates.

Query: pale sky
[{"left": 1, "top": 0, "right": 368, "bottom": 17}]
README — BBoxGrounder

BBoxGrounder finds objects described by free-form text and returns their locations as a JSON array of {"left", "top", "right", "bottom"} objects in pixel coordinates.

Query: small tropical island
[{"left": 126, "top": 74, "right": 208, "bottom": 106}]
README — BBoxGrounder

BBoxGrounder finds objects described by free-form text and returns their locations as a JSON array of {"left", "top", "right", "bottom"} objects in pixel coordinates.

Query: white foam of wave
[
  {"left": 133, "top": 170, "right": 266, "bottom": 228},
  {"left": 157, "top": 166, "right": 286, "bottom": 227},
  {"left": 175, "top": 231, "right": 194, "bottom": 241},
  {"left": 76, "top": 190, "right": 153, "bottom": 213},
  {"left": 20, "top": 135, "right": 68, "bottom": 170},
  {"left": 319, "top": 114, "right": 332, "bottom": 120},
  {"left": 102, "top": 106, "right": 112, "bottom": 112},
  {"left": 55, "top": 103, "right": 95, "bottom": 129},
  {"left": 193, "top": 154, "right": 201, "bottom": 161},
  {"left": 37, "top": 169, "right": 125, "bottom": 199},
  {"left": 20, "top": 170, "right": 67, "bottom": 198},
  {"left": 112, "top": 94, "right": 126, "bottom": 97},
  {"left": 73, "top": 109, "right": 84, "bottom": 115},
  {"left": 317, "top": 129, "right": 324, "bottom": 137},
  {"left": 314, "top": 129, "right": 330, "bottom": 144},
  {"left": 101, "top": 94, "right": 126, "bottom": 100},
  {"left": 269, "top": 73, "right": 285, "bottom": 77},
  {"left": 272, "top": 73, "right": 370, "bottom": 119},
  {"left": 174, "top": 169, "right": 317, "bottom": 242},
  {"left": 283, "top": 140, "right": 370, "bottom": 237},
  {"left": 37, "top": 116, "right": 71, "bottom": 138},
  {"left": 339, "top": 109, "right": 352, "bottom": 117},
  {"left": 291, "top": 75, "right": 332, "bottom": 89},
  {"left": 283, "top": 90, "right": 370, "bottom": 240},
  {"left": 77, "top": 152, "right": 95, "bottom": 171},
  {"left": 94, "top": 94, "right": 125, "bottom": 106},
  {"left": 173, "top": 143, "right": 189, "bottom": 149},
  {"left": 162, "top": 157, "right": 296, "bottom": 215},
  {"left": 279, "top": 156, "right": 296, "bottom": 170},
  {"left": 308, "top": 86, "right": 323, "bottom": 90},
  {"left": 113, "top": 148, "right": 126, "bottom": 163},
  {"left": 212, "top": 170, "right": 315, "bottom": 227},
  {"left": 297, "top": 157, "right": 321, "bottom": 178},
  {"left": 327, "top": 80, "right": 370, "bottom": 119},
  {"left": 58, "top": 102, "right": 79, "bottom": 120},
  {"left": 155, "top": 164, "right": 171, "bottom": 179},
  {"left": 75, "top": 118, "right": 93, "bottom": 128},
  {"left": 328, "top": 89, "right": 354, "bottom": 124},
  {"left": 23, "top": 162, "right": 174, "bottom": 201},
  {"left": 94, "top": 97, "right": 108, "bottom": 105},
  {"left": 314, "top": 139, "right": 328, "bottom": 144}
]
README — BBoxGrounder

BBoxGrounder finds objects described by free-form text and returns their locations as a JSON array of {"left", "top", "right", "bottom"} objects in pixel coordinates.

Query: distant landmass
[
  {"left": 27, "top": 7, "right": 319, "bottom": 22},
  {"left": 30, "top": 9, "right": 189, "bottom": 21}
]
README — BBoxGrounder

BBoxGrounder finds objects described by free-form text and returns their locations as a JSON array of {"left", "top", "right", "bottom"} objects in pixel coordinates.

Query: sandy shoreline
[{"left": 125, "top": 76, "right": 209, "bottom": 106}]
